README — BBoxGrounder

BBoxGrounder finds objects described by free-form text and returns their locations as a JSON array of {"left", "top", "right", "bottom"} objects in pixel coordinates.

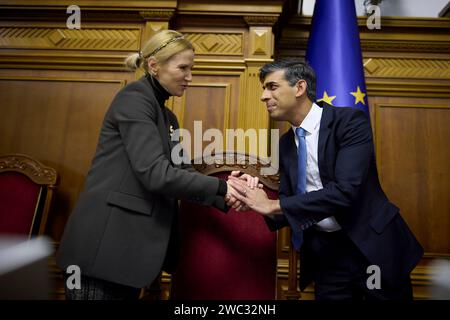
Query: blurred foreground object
[
  {"left": 0, "top": 236, "right": 53, "bottom": 299},
  {"left": 430, "top": 259, "right": 450, "bottom": 300}
]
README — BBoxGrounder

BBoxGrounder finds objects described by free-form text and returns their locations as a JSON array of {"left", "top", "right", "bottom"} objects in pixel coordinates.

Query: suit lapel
[
  {"left": 157, "top": 107, "right": 172, "bottom": 158},
  {"left": 141, "top": 76, "right": 173, "bottom": 158},
  {"left": 284, "top": 129, "right": 298, "bottom": 193},
  {"left": 317, "top": 102, "right": 334, "bottom": 185}
]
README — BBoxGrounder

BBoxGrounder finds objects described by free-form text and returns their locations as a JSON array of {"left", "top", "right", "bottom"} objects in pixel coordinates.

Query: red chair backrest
[
  {"left": 0, "top": 154, "right": 58, "bottom": 237},
  {"left": 0, "top": 172, "right": 42, "bottom": 235},
  {"left": 171, "top": 172, "right": 278, "bottom": 300}
]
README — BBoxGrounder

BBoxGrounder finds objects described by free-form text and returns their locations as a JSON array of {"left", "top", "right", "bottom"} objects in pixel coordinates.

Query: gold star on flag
[
  {"left": 350, "top": 86, "right": 366, "bottom": 105},
  {"left": 317, "top": 91, "right": 336, "bottom": 105}
]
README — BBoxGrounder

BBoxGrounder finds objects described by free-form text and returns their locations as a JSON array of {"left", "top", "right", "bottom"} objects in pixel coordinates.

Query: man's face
[{"left": 260, "top": 70, "right": 299, "bottom": 121}]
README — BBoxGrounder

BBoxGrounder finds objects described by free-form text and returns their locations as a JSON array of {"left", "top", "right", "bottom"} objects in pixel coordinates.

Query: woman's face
[{"left": 150, "top": 49, "right": 194, "bottom": 97}]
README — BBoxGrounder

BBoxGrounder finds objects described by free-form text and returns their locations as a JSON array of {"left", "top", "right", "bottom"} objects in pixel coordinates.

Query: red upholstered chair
[
  {"left": 0, "top": 154, "right": 58, "bottom": 237},
  {"left": 170, "top": 153, "right": 279, "bottom": 300}
]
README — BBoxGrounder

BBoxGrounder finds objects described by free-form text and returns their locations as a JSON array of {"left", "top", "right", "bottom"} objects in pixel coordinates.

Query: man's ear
[{"left": 295, "top": 80, "right": 307, "bottom": 98}]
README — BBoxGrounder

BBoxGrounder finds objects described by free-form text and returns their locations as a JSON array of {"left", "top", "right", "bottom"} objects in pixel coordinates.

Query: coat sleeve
[
  {"left": 111, "top": 83, "right": 220, "bottom": 200},
  {"left": 166, "top": 107, "right": 229, "bottom": 212},
  {"left": 280, "top": 109, "right": 373, "bottom": 231}
]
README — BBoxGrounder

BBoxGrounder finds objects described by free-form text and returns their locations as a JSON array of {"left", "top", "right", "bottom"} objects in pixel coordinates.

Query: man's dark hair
[{"left": 259, "top": 59, "right": 316, "bottom": 102}]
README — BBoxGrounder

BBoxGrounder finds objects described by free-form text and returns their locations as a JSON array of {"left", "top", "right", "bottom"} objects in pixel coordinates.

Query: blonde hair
[{"left": 125, "top": 30, "right": 194, "bottom": 73}]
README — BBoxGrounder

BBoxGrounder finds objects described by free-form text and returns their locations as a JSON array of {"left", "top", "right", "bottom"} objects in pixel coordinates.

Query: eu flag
[{"left": 306, "top": 0, "right": 369, "bottom": 113}]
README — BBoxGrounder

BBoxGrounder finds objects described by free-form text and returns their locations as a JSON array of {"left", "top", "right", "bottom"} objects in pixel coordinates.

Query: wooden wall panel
[
  {"left": 177, "top": 82, "right": 230, "bottom": 131},
  {"left": 0, "top": 77, "right": 127, "bottom": 240},
  {"left": 373, "top": 99, "right": 450, "bottom": 254},
  {"left": 170, "top": 74, "right": 243, "bottom": 156}
]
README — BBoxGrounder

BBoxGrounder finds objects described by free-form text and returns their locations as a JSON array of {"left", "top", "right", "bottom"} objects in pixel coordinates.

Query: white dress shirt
[{"left": 292, "top": 103, "right": 341, "bottom": 232}]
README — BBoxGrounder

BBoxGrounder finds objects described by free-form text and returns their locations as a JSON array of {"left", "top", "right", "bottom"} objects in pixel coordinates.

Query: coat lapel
[
  {"left": 158, "top": 108, "right": 173, "bottom": 158},
  {"left": 141, "top": 76, "right": 173, "bottom": 158},
  {"left": 317, "top": 102, "right": 334, "bottom": 185},
  {"left": 284, "top": 129, "right": 298, "bottom": 193}
]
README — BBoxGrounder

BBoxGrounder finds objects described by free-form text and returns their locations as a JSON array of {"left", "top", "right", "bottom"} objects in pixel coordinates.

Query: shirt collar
[{"left": 291, "top": 102, "right": 322, "bottom": 135}]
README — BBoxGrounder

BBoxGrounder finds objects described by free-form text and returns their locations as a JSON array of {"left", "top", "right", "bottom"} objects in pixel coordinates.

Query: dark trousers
[
  {"left": 64, "top": 274, "right": 141, "bottom": 300},
  {"left": 305, "top": 229, "right": 413, "bottom": 300}
]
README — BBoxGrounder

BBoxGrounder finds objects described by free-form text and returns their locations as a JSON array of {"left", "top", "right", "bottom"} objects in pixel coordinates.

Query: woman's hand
[
  {"left": 227, "top": 177, "right": 282, "bottom": 215},
  {"left": 224, "top": 171, "right": 263, "bottom": 211}
]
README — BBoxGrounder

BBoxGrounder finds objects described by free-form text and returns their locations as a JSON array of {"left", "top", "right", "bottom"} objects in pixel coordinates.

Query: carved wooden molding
[
  {"left": 191, "top": 152, "right": 279, "bottom": 190},
  {"left": 193, "top": 59, "right": 246, "bottom": 71},
  {"left": 244, "top": 15, "right": 278, "bottom": 26},
  {"left": 239, "top": 63, "right": 271, "bottom": 131},
  {"left": 184, "top": 32, "right": 243, "bottom": 56},
  {"left": 248, "top": 27, "right": 273, "bottom": 58},
  {"left": 279, "top": 38, "right": 450, "bottom": 55},
  {"left": 0, "top": 52, "right": 131, "bottom": 71},
  {"left": 0, "top": 0, "right": 177, "bottom": 10},
  {"left": 0, "top": 26, "right": 140, "bottom": 51},
  {"left": 364, "top": 58, "right": 450, "bottom": 79},
  {"left": 361, "top": 41, "right": 450, "bottom": 54},
  {"left": 366, "top": 79, "right": 450, "bottom": 98},
  {"left": 0, "top": 154, "right": 58, "bottom": 186},
  {"left": 176, "top": 0, "right": 284, "bottom": 16},
  {"left": 277, "top": 16, "right": 450, "bottom": 55},
  {"left": 139, "top": 10, "right": 175, "bottom": 21}
]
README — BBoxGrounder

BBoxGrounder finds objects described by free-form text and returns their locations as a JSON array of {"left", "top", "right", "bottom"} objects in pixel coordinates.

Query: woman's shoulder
[
  {"left": 119, "top": 76, "right": 154, "bottom": 96},
  {"left": 107, "top": 76, "right": 159, "bottom": 116}
]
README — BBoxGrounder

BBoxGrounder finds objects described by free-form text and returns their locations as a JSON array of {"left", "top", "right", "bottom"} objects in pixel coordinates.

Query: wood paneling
[
  {"left": 373, "top": 100, "right": 450, "bottom": 254},
  {"left": 0, "top": 76, "right": 128, "bottom": 240},
  {"left": 0, "top": 26, "right": 141, "bottom": 51}
]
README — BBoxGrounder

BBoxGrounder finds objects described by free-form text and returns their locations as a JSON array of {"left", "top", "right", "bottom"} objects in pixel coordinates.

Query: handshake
[{"left": 224, "top": 171, "right": 281, "bottom": 216}]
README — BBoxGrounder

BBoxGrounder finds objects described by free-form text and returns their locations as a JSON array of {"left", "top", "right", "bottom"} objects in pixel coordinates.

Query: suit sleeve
[
  {"left": 111, "top": 84, "right": 220, "bottom": 200},
  {"left": 264, "top": 149, "right": 290, "bottom": 231},
  {"left": 281, "top": 109, "right": 373, "bottom": 231}
]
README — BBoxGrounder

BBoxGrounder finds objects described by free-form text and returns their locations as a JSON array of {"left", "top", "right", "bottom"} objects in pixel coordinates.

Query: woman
[{"left": 57, "top": 30, "right": 253, "bottom": 300}]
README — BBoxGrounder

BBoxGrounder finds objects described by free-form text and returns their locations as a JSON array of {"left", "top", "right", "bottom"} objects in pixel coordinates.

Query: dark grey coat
[{"left": 57, "top": 76, "right": 224, "bottom": 288}]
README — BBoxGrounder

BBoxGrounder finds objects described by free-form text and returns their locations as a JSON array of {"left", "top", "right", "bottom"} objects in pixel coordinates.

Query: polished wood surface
[
  {"left": 373, "top": 98, "right": 450, "bottom": 254},
  {"left": 0, "top": 75, "right": 131, "bottom": 240}
]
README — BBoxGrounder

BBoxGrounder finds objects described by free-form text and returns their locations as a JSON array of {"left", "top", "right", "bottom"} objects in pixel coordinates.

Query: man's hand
[
  {"left": 225, "top": 171, "right": 263, "bottom": 211},
  {"left": 227, "top": 177, "right": 282, "bottom": 215},
  {"left": 230, "top": 170, "right": 260, "bottom": 189}
]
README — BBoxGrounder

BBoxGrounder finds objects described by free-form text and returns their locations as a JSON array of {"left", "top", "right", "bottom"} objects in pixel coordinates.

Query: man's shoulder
[
  {"left": 319, "top": 103, "right": 369, "bottom": 130},
  {"left": 321, "top": 102, "right": 366, "bottom": 118}
]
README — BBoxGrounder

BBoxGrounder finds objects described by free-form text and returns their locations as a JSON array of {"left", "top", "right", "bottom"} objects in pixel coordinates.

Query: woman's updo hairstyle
[{"left": 125, "top": 30, "right": 193, "bottom": 73}]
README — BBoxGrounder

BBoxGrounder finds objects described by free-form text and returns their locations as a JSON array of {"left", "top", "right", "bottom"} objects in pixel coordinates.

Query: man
[{"left": 228, "top": 59, "right": 423, "bottom": 300}]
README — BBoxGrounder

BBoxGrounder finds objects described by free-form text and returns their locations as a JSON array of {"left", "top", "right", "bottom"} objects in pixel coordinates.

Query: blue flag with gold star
[{"left": 306, "top": 0, "right": 369, "bottom": 113}]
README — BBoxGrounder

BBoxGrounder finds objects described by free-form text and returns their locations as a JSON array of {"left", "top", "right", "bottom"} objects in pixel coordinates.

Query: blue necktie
[{"left": 291, "top": 127, "right": 307, "bottom": 251}]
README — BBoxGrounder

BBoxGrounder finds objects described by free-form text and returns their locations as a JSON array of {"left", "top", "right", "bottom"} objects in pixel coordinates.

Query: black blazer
[
  {"left": 275, "top": 102, "right": 423, "bottom": 290},
  {"left": 57, "top": 76, "right": 225, "bottom": 288}
]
